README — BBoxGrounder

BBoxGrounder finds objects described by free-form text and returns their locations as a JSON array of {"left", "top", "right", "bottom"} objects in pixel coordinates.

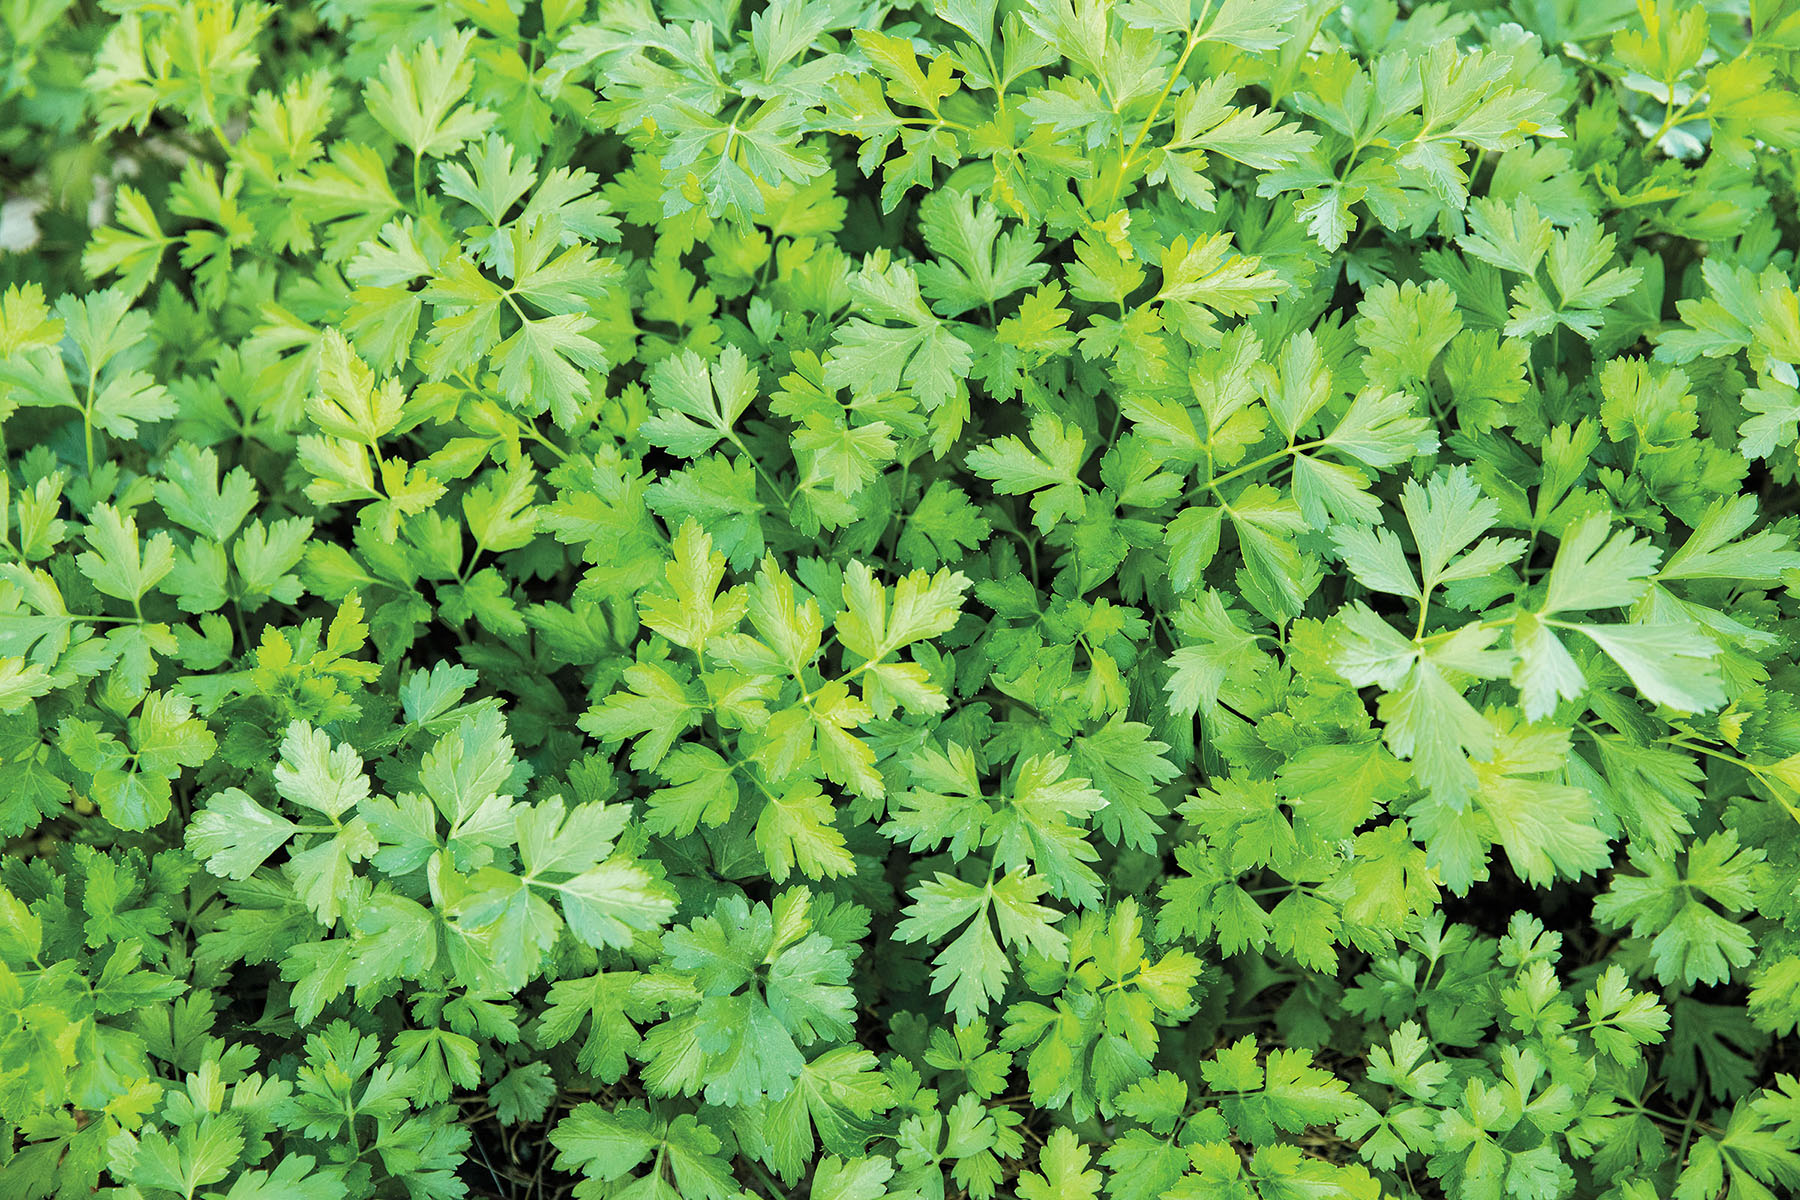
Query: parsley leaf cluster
[{"left": 5, "top": 2, "right": 1800, "bottom": 1199}]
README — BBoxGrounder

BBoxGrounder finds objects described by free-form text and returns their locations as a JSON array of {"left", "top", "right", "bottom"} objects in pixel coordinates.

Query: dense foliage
[{"left": 5, "top": 1, "right": 1800, "bottom": 1198}]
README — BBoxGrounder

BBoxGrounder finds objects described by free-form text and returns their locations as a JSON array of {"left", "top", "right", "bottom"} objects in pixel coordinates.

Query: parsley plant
[{"left": 4, "top": 2, "right": 1800, "bottom": 1199}]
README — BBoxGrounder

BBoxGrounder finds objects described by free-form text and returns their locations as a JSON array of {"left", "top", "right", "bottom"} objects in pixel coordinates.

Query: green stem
[
  {"left": 1673, "top": 1088, "right": 1704, "bottom": 1167},
  {"left": 742, "top": 1156, "right": 790, "bottom": 1199},
  {"left": 1123, "top": 24, "right": 1201, "bottom": 169},
  {"left": 885, "top": 459, "right": 912, "bottom": 559},
  {"left": 728, "top": 431, "right": 792, "bottom": 510},
  {"left": 1188, "top": 439, "right": 1322, "bottom": 500},
  {"left": 82, "top": 371, "right": 99, "bottom": 477},
  {"left": 1095, "top": 8, "right": 1206, "bottom": 214}
]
